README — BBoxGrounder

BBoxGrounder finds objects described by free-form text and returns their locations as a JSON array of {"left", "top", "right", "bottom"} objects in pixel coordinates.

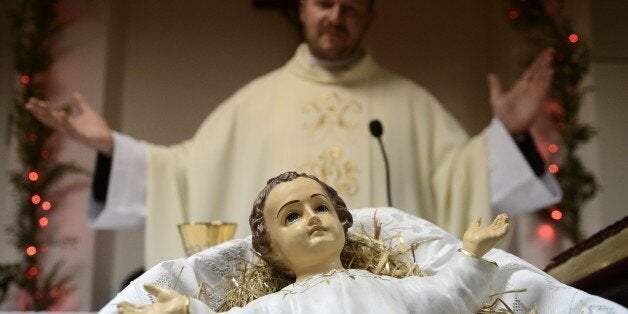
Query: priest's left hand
[
  {"left": 487, "top": 48, "right": 554, "bottom": 135},
  {"left": 117, "top": 284, "right": 189, "bottom": 314}
]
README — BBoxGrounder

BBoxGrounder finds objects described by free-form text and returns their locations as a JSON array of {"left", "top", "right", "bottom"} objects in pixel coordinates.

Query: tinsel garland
[
  {"left": 506, "top": 0, "right": 596, "bottom": 243},
  {"left": 0, "top": 0, "right": 80, "bottom": 310}
]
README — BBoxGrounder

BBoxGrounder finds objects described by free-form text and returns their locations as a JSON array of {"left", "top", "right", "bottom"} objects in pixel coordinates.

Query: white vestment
[
  {"left": 101, "top": 208, "right": 625, "bottom": 313},
  {"left": 90, "top": 44, "right": 561, "bottom": 266}
]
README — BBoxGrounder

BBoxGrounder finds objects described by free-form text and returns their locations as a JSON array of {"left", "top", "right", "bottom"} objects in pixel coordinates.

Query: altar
[{"left": 545, "top": 215, "right": 628, "bottom": 307}]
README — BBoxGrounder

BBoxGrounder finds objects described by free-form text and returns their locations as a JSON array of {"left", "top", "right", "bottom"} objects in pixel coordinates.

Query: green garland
[
  {"left": 506, "top": 0, "right": 597, "bottom": 243},
  {"left": 1, "top": 0, "right": 81, "bottom": 310}
]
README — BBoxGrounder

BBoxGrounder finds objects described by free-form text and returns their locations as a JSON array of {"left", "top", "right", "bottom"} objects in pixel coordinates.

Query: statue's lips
[{"left": 309, "top": 225, "right": 327, "bottom": 236}]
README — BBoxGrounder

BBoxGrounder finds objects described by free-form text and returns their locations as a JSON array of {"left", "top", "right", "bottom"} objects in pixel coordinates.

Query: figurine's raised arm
[{"left": 462, "top": 214, "right": 510, "bottom": 257}]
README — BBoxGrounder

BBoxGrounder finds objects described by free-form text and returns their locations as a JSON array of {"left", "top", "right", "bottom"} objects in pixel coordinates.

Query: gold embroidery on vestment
[
  {"left": 298, "top": 146, "right": 359, "bottom": 197},
  {"left": 301, "top": 91, "right": 363, "bottom": 133}
]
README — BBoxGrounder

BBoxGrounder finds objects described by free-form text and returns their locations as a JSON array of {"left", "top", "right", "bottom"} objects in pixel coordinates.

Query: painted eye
[
  {"left": 285, "top": 212, "right": 300, "bottom": 224},
  {"left": 316, "top": 205, "right": 330, "bottom": 213}
]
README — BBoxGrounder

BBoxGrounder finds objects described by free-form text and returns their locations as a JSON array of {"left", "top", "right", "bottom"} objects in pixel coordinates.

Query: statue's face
[{"left": 262, "top": 177, "right": 345, "bottom": 274}]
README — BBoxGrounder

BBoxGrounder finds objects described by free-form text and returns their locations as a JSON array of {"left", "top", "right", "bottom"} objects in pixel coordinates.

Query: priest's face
[
  {"left": 262, "top": 177, "right": 345, "bottom": 275},
  {"left": 299, "top": 0, "right": 374, "bottom": 61}
]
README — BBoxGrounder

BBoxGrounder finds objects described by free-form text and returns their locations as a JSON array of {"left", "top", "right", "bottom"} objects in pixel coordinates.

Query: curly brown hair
[{"left": 249, "top": 171, "right": 353, "bottom": 278}]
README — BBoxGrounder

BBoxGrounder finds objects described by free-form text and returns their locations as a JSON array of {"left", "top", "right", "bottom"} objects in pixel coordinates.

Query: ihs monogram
[
  {"left": 299, "top": 146, "right": 359, "bottom": 197},
  {"left": 301, "top": 91, "right": 363, "bottom": 133}
]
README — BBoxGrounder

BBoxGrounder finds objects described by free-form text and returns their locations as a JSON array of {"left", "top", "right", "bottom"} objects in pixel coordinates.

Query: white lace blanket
[{"left": 100, "top": 207, "right": 626, "bottom": 313}]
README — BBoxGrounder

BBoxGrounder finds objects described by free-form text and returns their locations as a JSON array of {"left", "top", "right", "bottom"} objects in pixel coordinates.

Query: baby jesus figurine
[{"left": 118, "top": 171, "right": 510, "bottom": 313}]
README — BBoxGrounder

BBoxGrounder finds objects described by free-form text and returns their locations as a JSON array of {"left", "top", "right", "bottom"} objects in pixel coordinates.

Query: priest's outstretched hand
[
  {"left": 25, "top": 92, "right": 114, "bottom": 156},
  {"left": 117, "top": 284, "right": 188, "bottom": 314},
  {"left": 487, "top": 48, "right": 554, "bottom": 135},
  {"left": 462, "top": 214, "right": 510, "bottom": 257}
]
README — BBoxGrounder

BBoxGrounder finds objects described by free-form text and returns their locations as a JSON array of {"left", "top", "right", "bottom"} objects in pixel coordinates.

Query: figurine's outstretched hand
[
  {"left": 462, "top": 214, "right": 510, "bottom": 257},
  {"left": 117, "top": 284, "right": 188, "bottom": 314},
  {"left": 25, "top": 92, "right": 114, "bottom": 156}
]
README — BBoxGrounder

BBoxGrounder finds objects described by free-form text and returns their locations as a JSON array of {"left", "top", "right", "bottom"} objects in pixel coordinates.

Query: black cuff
[
  {"left": 92, "top": 153, "right": 112, "bottom": 203},
  {"left": 513, "top": 133, "right": 545, "bottom": 177}
]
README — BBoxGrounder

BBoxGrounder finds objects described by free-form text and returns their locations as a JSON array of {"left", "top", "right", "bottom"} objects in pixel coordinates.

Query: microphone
[
  {"left": 369, "top": 120, "right": 383, "bottom": 137},
  {"left": 369, "top": 120, "right": 392, "bottom": 207}
]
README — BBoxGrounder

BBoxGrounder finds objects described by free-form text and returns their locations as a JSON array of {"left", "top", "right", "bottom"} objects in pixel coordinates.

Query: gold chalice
[{"left": 177, "top": 221, "right": 237, "bottom": 256}]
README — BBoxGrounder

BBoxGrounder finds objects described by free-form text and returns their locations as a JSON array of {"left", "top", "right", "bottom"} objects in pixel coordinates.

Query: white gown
[
  {"left": 101, "top": 208, "right": 626, "bottom": 313},
  {"left": 186, "top": 254, "right": 495, "bottom": 314}
]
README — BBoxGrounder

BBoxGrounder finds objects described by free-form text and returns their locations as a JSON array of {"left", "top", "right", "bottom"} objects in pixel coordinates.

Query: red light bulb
[
  {"left": 31, "top": 194, "right": 41, "bottom": 205},
  {"left": 507, "top": 10, "right": 519, "bottom": 20},
  {"left": 549, "top": 164, "right": 559, "bottom": 174},
  {"left": 28, "top": 171, "right": 39, "bottom": 182},
  {"left": 26, "top": 246, "right": 37, "bottom": 256},
  {"left": 26, "top": 266, "right": 38, "bottom": 279},
  {"left": 568, "top": 33, "right": 579, "bottom": 43},
  {"left": 537, "top": 224, "right": 555, "bottom": 240}
]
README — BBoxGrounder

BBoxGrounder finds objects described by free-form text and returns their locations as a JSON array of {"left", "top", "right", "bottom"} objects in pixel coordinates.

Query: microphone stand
[
  {"left": 376, "top": 136, "right": 392, "bottom": 207},
  {"left": 369, "top": 120, "right": 392, "bottom": 207}
]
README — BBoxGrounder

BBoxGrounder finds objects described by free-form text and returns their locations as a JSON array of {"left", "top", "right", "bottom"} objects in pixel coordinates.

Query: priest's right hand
[{"left": 25, "top": 92, "right": 114, "bottom": 156}]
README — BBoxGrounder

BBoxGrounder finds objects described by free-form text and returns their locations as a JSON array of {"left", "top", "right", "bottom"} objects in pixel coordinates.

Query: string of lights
[
  {"left": 1, "top": 0, "right": 80, "bottom": 310},
  {"left": 506, "top": 0, "right": 597, "bottom": 243}
]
